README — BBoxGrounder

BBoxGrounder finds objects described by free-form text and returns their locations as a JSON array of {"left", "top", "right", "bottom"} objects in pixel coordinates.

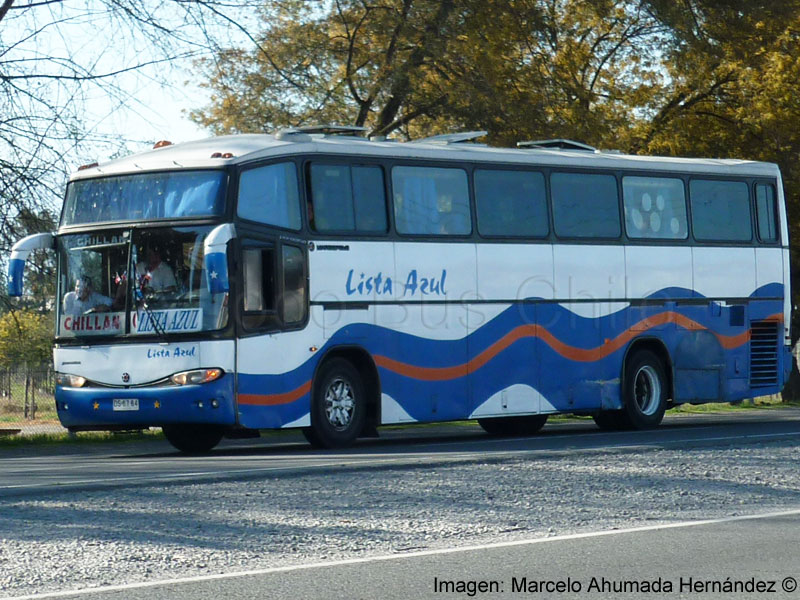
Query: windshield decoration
[
  {"left": 203, "top": 223, "right": 235, "bottom": 294},
  {"left": 7, "top": 259, "right": 24, "bottom": 297},
  {"left": 131, "top": 308, "right": 203, "bottom": 334},
  {"left": 8, "top": 232, "right": 54, "bottom": 297}
]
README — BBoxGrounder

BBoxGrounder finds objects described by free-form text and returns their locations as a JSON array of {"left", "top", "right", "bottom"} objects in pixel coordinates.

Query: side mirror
[
  {"left": 8, "top": 232, "right": 55, "bottom": 297},
  {"left": 203, "top": 224, "right": 235, "bottom": 293}
]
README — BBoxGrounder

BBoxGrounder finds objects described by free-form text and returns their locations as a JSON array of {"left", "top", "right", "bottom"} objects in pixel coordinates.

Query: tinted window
[
  {"left": 63, "top": 171, "right": 226, "bottom": 225},
  {"left": 551, "top": 173, "right": 620, "bottom": 238},
  {"left": 309, "top": 164, "right": 387, "bottom": 232},
  {"left": 392, "top": 166, "right": 471, "bottom": 235},
  {"left": 475, "top": 170, "right": 548, "bottom": 237},
  {"left": 237, "top": 162, "right": 301, "bottom": 230},
  {"left": 623, "top": 177, "right": 688, "bottom": 240},
  {"left": 281, "top": 245, "right": 306, "bottom": 324},
  {"left": 690, "top": 180, "right": 751, "bottom": 241},
  {"left": 756, "top": 184, "right": 778, "bottom": 243}
]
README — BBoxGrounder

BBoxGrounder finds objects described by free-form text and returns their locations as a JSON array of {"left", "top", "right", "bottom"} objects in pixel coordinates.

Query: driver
[
  {"left": 62, "top": 276, "right": 112, "bottom": 316},
  {"left": 136, "top": 247, "right": 177, "bottom": 295}
]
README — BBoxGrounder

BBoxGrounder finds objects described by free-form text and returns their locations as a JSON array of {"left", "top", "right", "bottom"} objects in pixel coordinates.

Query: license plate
[{"left": 113, "top": 398, "right": 139, "bottom": 411}]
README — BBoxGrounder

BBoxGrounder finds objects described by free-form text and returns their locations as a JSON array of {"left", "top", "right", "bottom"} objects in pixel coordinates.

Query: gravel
[{"left": 2, "top": 440, "right": 800, "bottom": 596}]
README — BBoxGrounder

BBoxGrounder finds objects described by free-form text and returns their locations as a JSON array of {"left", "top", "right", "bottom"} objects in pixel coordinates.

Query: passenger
[
  {"left": 136, "top": 247, "right": 177, "bottom": 295},
  {"left": 62, "top": 276, "right": 112, "bottom": 316}
]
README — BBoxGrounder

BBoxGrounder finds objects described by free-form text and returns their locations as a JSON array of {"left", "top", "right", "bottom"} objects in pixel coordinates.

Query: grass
[
  {"left": 0, "top": 428, "right": 164, "bottom": 448},
  {"left": 668, "top": 394, "right": 796, "bottom": 414}
]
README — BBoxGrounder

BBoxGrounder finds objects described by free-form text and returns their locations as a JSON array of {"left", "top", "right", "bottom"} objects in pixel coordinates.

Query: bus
[{"left": 8, "top": 127, "right": 792, "bottom": 452}]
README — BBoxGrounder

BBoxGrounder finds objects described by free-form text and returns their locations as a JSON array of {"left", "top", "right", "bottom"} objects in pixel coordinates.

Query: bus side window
[
  {"left": 551, "top": 172, "right": 620, "bottom": 239},
  {"left": 392, "top": 166, "right": 470, "bottom": 236},
  {"left": 309, "top": 164, "right": 387, "bottom": 233},
  {"left": 238, "top": 162, "right": 301, "bottom": 230},
  {"left": 242, "top": 246, "right": 278, "bottom": 330},
  {"left": 690, "top": 180, "right": 751, "bottom": 242},
  {"left": 756, "top": 183, "right": 778, "bottom": 243},
  {"left": 474, "top": 169, "right": 548, "bottom": 237},
  {"left": 622, "top": 176, "right": 688, "bottom": 240},
  {"left": 280, "top": 244, "right": 307, "bottom": 325}
]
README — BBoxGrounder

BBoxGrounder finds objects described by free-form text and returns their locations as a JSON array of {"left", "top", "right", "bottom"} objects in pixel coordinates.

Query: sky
[{"left": 4, "top": 1, "right": 253, "bottom": 168}]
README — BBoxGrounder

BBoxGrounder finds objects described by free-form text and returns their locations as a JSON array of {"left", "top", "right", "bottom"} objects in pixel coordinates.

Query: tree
[
  {"left": 190, "top": 0, "right": 665, "bottom": 144},
  {"left": 0, "top": 309, "right": 52, "bottom": 367},
  {"left": 0, "top": 0, "right": 262, "bottom": 259}
]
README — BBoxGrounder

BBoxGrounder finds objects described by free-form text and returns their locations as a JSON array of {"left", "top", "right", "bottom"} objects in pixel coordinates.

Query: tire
[
  {"left": 477, "top": 415, "right": 548, "bottom": 436},
  {"left": 162, "top": 424, "right": 224, "bottom": 453},
  {"left": 303, "top": 358, "right": 366, "bottom": 449},
  {"left": 619, "top": 350, "right": 668, "bottom": 429},
  {"left": 592, "top": 410, "right": 627, "bottom": 431}
]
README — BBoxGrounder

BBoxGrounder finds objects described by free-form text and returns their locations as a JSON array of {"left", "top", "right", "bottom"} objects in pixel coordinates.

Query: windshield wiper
[
  {"left": 131, "top": 256, "right": 168, "bottom": 339},
  {"left": 139, "top": 298, "right": 168, "bottom": 338}
]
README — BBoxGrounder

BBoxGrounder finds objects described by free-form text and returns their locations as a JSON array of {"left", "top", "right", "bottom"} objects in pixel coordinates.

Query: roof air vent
[
  {"left": 517, "top": 139, "right": 596, "bottom": 152},
  {"left": 275, "top": 125, "right": 368, "bottom": 141},
  {"left": 415, "top": 131, "right": 488, "bottom": 145}
]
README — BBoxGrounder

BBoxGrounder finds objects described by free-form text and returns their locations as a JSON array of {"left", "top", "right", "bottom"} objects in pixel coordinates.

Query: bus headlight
[
  {"left": 170, "top": 368, "right": 223, "bottom": 386},
  {"left": 56, "top": 373, "right": 87, "bottom": 388}
]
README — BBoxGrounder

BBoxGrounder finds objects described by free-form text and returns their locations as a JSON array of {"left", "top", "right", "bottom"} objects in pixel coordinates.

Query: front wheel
[
  {"left": 592, "top": 410, "right": 627, "bottom": 431},
  {"left": 303, "top": 358, "right": 366, "bottom": 449},
  {"left": 620, "top": 350, "right": 668, "bottom": 429},
  {"left": 162, "top": 424, "right": 225, "bottom": 453},
  {"left": 478, "top": 414, "right": 548, "bottom": 436}
]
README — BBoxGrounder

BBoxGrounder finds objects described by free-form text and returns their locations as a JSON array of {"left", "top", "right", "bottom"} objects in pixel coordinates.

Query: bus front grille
[{"left": 750, "top": 320, "right": 780, "bottom": 388}]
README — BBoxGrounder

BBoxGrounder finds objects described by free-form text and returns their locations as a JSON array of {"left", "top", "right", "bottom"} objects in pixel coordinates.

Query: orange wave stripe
[
  {"left": 237, "top": 311, "right": 786, "bottom": 396},
  {"left": 374, "top": 310, "right": 769, "bottom": 381},
  {"left": 239, "top": 380, "right": 312, "bottom": 406},
  {"left": 764, "top": 313, "right": 785, "bottom": 323}
]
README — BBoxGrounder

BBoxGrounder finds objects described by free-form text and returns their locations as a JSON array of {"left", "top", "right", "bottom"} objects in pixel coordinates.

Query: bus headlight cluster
[
  {"left": 55, "top": 373, "right": 87, "bottom": 388},
  {"left": 170, "top": 368, "right": 223, "bottom": 386}
]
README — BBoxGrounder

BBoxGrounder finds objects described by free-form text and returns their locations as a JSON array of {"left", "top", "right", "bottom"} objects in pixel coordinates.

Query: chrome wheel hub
[
  {"left": 324, "top": 377, "right": 355, "bottom": 430},
  {"left": 634, "top": 365, "right": 661, "bottom": 416}
]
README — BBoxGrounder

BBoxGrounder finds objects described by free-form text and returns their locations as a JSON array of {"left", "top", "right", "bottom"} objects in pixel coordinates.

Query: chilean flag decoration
[
  {"left": 203, "top": 223, "right": 235, "bottom": 294},
  {"left": 7, "top": 258, "right": 25, "bottom": 297},
  {"left": 205, "top": 251, "right": 229, "bottom": 293}
]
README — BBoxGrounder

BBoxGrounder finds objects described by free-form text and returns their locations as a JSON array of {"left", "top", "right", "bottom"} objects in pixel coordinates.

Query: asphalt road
[
  {"left": 4, "top": 409, "right": 800, "bottom": 600},
  {"left": 2, "top": 408, "right": 800, "bottom": 497},
  {"left": 11, "top": 510, "right": 800, "bottom": 599}
]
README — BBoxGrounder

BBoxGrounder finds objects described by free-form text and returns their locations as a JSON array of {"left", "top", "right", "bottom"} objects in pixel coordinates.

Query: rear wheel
[
  {"left": 620, "top": 350, "right": 668, "bottom": 429},
  {"left": 478, "top": 414, "right": 548, "bottom": 436},
  {"left": 162, "top": 424, "right": 225, "bottom": 453},
  {"left": 303, "top": 358, "right": 366, "bottom": 449}
]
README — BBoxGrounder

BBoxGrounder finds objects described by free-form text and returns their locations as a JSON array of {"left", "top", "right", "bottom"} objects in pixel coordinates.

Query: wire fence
[{"left": 0, "top": 365, "right": 67, "bottom": 436}]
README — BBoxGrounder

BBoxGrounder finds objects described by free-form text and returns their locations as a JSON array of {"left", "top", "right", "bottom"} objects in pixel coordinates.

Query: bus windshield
[
  {"left": 62, "top": 170, "right": 227, "bottom": 226},
  {"left": 56, "top": 226, "right": 228, "bottom": 338}
]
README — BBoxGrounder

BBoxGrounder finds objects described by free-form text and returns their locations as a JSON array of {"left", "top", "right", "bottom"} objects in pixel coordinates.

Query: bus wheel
[
  {"left": 621, "top": 350, "right": 668, "bottom": 429},
  {"left": 477, "top": 415, "right": 548, "bottom": 436},
  {"left": 162, "top": 424, "right": 224, "bottom": 453},
  {"left": 303, "top": 358, "right": 365, "bottom": 449},
  {"left": 592, "top": 411, "right": 627, "bottom": 431}
]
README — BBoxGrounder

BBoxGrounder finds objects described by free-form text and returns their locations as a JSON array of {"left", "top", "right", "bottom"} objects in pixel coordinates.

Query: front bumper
[{"left": 55, "top": 374, "right": 236, "bottom": 429}]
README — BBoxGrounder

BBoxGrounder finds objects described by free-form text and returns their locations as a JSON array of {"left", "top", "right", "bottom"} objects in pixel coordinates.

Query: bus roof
[{"left": 70, "top": 133, "right": 781, "bottom": 181}]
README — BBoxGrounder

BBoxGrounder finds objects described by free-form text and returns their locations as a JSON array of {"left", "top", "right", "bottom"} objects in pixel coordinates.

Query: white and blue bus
[{"left": 8, "top": 128, "right": 792, "bottom": 452}]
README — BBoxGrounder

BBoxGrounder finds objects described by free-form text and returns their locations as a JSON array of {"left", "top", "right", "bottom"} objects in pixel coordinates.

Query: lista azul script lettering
[
  {"left": 345, "top": 269, "right": 447, "bottom": 297},
  {"left": 147, "top": 346, "right": 197, "bottom": 359}
]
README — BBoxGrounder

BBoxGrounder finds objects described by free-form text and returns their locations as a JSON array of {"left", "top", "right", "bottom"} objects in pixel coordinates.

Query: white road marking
[{"left": 5, "top": 507, "right": 800, "bottom": 600}]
